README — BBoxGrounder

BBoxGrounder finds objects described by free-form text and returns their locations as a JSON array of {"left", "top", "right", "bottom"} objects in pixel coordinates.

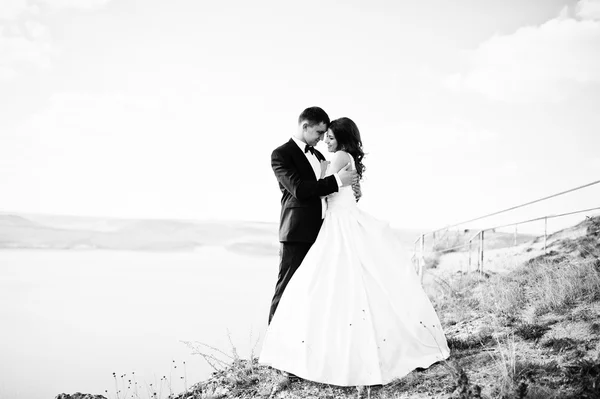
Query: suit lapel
[
  {"left": 286, "top": 139, "right": 318, "bottom": 180},
  {"left": 313, "top": 149, "right": 325, "bottom": 162}
]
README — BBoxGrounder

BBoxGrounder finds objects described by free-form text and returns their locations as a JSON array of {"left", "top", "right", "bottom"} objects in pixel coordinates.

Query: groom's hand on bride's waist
[{"left": 352, "top": 180, "right": 362, "bottom": 202}]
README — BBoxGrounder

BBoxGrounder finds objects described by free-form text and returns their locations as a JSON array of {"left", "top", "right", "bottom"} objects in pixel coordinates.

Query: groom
[{"left": 268, "top": 106, "right": 358, "bottom": 325}]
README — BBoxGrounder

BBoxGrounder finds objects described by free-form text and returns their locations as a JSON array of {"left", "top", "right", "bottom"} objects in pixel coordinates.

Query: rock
[
  {"left": 55, "top": 393, "right": 107, "bottom": 399},
  {"left": 213, "top": 386, "right": 230, "bottom": 397}
]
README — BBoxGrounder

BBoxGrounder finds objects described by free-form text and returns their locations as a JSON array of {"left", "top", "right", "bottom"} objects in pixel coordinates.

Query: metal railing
[{"left": 412, "top": 179, "right": 600, "bottom": 281}]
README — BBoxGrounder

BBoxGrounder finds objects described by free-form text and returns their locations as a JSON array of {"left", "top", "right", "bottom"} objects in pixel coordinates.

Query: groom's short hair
[{"left": 298, "top": 107, "right": 330, "bottom": 128}]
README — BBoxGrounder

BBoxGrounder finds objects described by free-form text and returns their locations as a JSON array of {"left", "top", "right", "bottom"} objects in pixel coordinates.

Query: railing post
[
  {"left": 479, "top": 230, "right": 485, "bottom": 275},
  {"left": 514, "top": 224, "right": 518, "bottom": 246},
  {"left": 468, "top": 239, "right": 472, "bottom": 273},
  {"left": 476, "top": 232, "right": 481, "bottom": 271},
  {"left": 413, "top": 240, "right": 417, "bottom": 268},
  {"left": 544, "top": 217, "right": 547, "bottom": 253}
]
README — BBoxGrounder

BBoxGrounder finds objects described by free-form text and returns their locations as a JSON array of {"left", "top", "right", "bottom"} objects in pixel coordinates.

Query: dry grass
[{"left": 101, "top": 218, "right": 600, "bottom": 399}]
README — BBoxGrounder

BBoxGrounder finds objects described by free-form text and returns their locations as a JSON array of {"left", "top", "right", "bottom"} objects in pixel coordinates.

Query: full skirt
[{"left": 259, "top": 206, "right": 450, "bottom": 386}]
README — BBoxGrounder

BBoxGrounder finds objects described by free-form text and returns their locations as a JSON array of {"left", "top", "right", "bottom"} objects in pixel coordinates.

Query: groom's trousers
[{"left": 268, "top": 241, "right": 312, "bottom": 324}]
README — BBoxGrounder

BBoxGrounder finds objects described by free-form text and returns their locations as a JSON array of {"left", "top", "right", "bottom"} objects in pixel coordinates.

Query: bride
[{"left": 259, "top": 117, "right": 450, "bottom": 387}]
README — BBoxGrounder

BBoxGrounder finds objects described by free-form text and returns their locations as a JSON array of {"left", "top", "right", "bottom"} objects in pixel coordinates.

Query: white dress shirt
[{"left": 291, "top": 136, "right": 342, "bottom": 218}]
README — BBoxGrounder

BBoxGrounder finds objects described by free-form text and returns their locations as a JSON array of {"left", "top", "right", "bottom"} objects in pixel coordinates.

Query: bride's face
[{"left": 324, "top": 130, "right": 339, "bottom": 152}]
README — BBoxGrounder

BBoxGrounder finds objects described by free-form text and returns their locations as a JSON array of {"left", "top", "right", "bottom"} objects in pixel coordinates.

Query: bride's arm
[
  {"left": 325, "top": 151, "right": 352, "bottom": 177},
  {"left": 326, "top": 151, "right": 361, "bottom": 201}
]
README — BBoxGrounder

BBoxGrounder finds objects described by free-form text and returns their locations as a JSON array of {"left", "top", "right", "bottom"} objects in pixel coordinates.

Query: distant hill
[
  {"left": 0, "top": 213, "right": 423, "bottom": 255},
  {"left": 0, "top": 213, "right": 279, "bottom": 253}
]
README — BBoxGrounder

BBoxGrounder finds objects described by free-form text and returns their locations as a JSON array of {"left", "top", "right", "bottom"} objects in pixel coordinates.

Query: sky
[{"left": 1, "top": 0, "right": 600, "bottom": 231}]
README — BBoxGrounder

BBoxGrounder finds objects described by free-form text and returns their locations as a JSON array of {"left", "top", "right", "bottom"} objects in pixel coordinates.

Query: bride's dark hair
[{"left": 328, "top": 117, "right": 366, "bottom": 179}]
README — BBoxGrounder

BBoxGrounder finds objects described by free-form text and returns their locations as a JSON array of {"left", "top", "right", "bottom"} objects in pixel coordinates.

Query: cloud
[
  {"left": 0, "top": 65, "right": 18, "bottom": 80},
  {"left": 0, "top": 89, "right": 252, "bottom": 220},
  {"left": 577, "top": 0, "right": 600, "bottom": 20},
  {"left": 0, "top": 0, "right": 113, "bottom": 82},
  {"left": 0, "top": 0, "right": 113, "bottom": 18},
  {"left": 27, "top": 91, "right": 167, "bottom": 135},
  {"left": 38, "top": 0, "right": 113, "bottom": 11},
  {"left": 0, "top": 23, "right": 53, "bottom": 81},
  {"left": 0, "top": 0, "right": 30, "bottom": 20},
  {"left": 445, "top": 0, "right": 600, "bottom": 103}
]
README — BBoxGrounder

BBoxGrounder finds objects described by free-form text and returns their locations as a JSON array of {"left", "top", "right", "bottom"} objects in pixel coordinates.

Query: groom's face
[{"left": 303, "top": 121, "right": 328, "bottom": 147}]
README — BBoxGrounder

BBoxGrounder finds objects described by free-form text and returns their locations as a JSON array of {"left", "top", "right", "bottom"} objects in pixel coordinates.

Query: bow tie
[{"left": 304, "top": 145, "right": 316, "bottom": 156}]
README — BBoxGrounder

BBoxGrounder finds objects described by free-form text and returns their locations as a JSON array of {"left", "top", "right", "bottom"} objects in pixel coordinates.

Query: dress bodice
[{"left": 326, "top": 152, "right": 357, "bottom": 213}]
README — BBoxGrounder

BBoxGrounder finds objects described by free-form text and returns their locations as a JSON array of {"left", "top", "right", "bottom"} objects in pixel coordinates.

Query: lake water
[{"left": 0, "top": 248, "right": 277, "bottom": 399}]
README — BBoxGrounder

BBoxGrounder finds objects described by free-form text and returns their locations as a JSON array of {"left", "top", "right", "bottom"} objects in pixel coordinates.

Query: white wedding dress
[{"left": 259, "top": 152, "right": 450, "bottom": 387}]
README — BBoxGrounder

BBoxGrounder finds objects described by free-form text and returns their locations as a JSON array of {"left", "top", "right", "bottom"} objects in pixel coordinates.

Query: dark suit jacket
[{"left": 272, "top": 139, "right": 339, "bottom": 243}]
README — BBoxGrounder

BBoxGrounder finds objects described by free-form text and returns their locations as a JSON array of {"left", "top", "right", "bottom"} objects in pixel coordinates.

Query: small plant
[
  {"left": 541, "top": 337, "right": 580, "bottom": 353},
  {"left": 490, "top": 335, "right": 517, "bottom": 394},
  {"left": 107, "top": 362, "right": 190, "bottom": 399},
  {"left": 513, "top": 323, "right": 550, "bottom": 342},
  {"left": 564, "top": 356, "right": 600, "bottom": 398},
  {"left": 424, "top": 253, "right": 441, "bottom": 269},
  {"left": 449, "top": 365, "right": 482, "bottom": 398},
  {"left": 180, "top": 329, "right": 264, "bottom": 398},
  {"left": 447, "top": 332, "right": 494, "bottom": 351}
]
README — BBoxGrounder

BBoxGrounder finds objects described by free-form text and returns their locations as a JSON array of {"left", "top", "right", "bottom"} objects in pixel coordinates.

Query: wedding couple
[{"left": 259, "top": 107, "right": 450, "bottom": 389}]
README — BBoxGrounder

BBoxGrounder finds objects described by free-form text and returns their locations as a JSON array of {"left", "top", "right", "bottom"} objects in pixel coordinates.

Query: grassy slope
[{"left": 167, "top": 217, "right": 600, "bottom": 399}]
